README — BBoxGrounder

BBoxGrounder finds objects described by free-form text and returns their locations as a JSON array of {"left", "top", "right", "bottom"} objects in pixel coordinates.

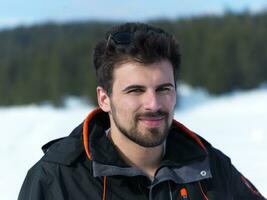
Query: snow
[{"left": 1, "top": 88, "right": 267, "bottom": 199}]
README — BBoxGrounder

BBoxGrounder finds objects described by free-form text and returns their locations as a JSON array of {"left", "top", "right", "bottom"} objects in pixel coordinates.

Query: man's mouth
[{"left": 138, "top": 117, "right": 165, "bottom": 128}]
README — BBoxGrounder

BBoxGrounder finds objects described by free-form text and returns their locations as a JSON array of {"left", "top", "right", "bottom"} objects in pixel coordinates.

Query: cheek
[
  {"left": 171, "top": 94, "right": 177, "bottom": 108},
  {"left": 111, "top": 96, "right": 140, "bottom": 118},
  {"left": 161, "top": 93, "right": 177, "bottom": 109},
  {"left": 115, "top": 95, "right": 141, "bottom": 110}
]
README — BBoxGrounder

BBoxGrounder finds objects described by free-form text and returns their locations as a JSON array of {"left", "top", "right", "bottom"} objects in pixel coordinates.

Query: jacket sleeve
[
  {"left": 230, "top": 164, "right": 266, "bottom": 200},
  {"left": 18, "top": 162, "right": 63, "bottom": 200}
]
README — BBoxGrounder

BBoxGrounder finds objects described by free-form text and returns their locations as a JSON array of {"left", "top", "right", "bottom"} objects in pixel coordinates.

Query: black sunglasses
[{"left": 106, "top": 31, "right": 133, "bottom": 45}]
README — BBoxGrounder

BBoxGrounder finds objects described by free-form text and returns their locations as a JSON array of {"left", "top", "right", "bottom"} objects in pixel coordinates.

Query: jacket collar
[
  {"left": 41, "top": 108, "right": 212, "bottom": 185},
  {"left": 83, "top": 108, "right": 208, "bottom": 167}
]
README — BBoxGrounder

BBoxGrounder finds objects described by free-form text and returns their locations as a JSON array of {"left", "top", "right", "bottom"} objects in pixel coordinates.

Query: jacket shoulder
[
  {"left": 197, "top": 135, "right": 232, "bottom": 168},
  {"left": 41, "top": 136, "right": 84, "bottom": 165},
  {"left": 41, "top": 123, "right": 85, "bottom": 166}
]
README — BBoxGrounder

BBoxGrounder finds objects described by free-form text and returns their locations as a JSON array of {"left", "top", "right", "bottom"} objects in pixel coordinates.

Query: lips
[{"left": 138, "top": 117, "right": 165, "bottom": 128}]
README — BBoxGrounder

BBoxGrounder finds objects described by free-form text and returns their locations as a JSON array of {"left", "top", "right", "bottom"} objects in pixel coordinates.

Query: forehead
[{"left": 112, "top": 60, "right": 175, "bottom": 87}]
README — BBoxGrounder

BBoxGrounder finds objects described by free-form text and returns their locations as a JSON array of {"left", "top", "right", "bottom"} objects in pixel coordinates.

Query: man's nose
[{"left": 143, "top": 91, "right": 161, "bottom": 111}]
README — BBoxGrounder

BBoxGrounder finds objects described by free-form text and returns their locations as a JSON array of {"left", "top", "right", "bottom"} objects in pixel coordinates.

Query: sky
[{"left": 1, "top": 0, "right": 267, "bottom": 29}]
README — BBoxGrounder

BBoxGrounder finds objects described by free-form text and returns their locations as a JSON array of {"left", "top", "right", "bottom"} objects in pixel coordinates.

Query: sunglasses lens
[{"left": 112, "top": 31, "right": 132, "bottom": 44}]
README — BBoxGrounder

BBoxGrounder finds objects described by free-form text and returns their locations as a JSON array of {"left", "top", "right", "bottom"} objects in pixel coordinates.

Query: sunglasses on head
[{"left": 106, "top": 31, "right": 133, "bottom": 46}]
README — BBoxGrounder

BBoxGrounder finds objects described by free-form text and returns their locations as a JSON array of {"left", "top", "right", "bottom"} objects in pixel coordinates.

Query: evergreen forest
[{"left": 0, "top": 12, "right": 267, "bottom": 106}]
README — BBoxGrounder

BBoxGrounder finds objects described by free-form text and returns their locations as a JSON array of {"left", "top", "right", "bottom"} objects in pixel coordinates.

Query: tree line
[{"left": 0, "top": 12, "right": 267, "bottom": 106}]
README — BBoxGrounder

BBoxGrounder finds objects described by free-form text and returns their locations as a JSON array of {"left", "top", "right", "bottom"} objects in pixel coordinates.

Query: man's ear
[{"left": 96, "top": 86, "right": 111, "bottom": 112}]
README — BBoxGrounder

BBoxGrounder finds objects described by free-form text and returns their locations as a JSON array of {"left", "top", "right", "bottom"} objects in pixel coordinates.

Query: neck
[{"left": 108, "top": 129, "right": 164, "bottom": 178}]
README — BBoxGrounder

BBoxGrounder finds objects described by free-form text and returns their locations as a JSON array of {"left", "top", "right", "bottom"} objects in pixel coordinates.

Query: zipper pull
[{"left": 180, "top": 188, "right": 189, "bottom": 200}]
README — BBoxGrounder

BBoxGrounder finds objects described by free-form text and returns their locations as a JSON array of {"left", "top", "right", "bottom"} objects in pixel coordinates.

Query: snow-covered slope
[{"left": 1, "top": 88, "right": 266, "bottom": 199}]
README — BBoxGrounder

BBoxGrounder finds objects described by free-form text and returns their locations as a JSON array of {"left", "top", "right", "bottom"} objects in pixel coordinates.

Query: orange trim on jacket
[
  {"left": 83, "top": 108, "right": 102, "bottom": 160},
  {"left": 82, "top": 108, "right": 207, "bottom": 161}
]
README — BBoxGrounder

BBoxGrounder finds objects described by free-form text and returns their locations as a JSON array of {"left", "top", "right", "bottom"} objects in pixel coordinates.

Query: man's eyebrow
[
  {"left": 122, "top": 83, "right": 175, "bottom": 92},
  {"left": 157, "top": 83, "right": 175, "bottom": 88}
]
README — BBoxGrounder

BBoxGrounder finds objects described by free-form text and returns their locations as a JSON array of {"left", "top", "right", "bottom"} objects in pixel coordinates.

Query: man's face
[{"left": 99, "top": 59, "right": 176, "bottom": 148}]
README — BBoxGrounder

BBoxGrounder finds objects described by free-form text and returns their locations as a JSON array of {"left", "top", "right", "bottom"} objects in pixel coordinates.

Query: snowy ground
[{"left": 1, "top": 86, "right": 266, "bottom": 199}]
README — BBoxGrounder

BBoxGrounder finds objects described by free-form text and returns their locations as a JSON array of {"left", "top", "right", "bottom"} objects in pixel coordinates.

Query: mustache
[{"left": 136, "top": 110, "right": 168, "bottom": 118}]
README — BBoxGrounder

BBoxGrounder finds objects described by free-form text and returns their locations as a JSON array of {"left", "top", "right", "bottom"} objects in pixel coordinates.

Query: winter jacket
[{"left": 18, "top": 108, "right": 266, "bottom": 200}]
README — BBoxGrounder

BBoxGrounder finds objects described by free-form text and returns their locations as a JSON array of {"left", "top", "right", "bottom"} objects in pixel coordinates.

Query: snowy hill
[{"left": 1, "top": 87, "right": 266, "bottom": 199}]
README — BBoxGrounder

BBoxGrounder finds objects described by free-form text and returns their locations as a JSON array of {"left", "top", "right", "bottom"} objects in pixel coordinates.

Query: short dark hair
[{"left": 93, "top": 22, "right": 181, "bottom": 94}]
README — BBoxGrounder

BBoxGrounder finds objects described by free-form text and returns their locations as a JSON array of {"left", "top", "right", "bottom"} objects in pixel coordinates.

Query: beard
[{"left": 110, "top": 102, "right": 172, "bottom": 148}]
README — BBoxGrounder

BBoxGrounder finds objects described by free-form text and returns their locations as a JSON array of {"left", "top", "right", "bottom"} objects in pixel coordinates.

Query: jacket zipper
[{"left": 168, "top": 181, "right": 173, "bottom": 200}]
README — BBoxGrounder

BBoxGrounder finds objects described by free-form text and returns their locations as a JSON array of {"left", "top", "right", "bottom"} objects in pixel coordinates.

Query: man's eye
[
  {"left": 127, "top": 89, "right": 144, "bottom": 93},
  {"left": 157, "top": 87, "right": 171, "bottom": 92}
]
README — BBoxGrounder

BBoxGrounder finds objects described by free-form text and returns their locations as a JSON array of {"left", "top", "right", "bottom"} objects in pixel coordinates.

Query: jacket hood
[
  {"left": 83, "top": 108, "right": 209, "bottom": 167},
  {"left": 41, "top": 108, "right": 209, "bottom": 167}
]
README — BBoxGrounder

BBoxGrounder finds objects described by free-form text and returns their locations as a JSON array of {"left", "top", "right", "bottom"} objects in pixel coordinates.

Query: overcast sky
[{"left": 1, "top": 0, "right": 267, "bottom": 29}]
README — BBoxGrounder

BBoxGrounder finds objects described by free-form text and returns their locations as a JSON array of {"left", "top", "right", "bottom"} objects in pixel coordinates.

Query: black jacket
[{"left": 18, "top": 108, "right": 266, "bottom": 200}]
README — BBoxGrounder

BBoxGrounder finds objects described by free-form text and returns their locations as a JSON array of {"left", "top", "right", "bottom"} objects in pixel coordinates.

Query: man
[{"left": 18, "top": 22, "right": 265, "bottom": 200}]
